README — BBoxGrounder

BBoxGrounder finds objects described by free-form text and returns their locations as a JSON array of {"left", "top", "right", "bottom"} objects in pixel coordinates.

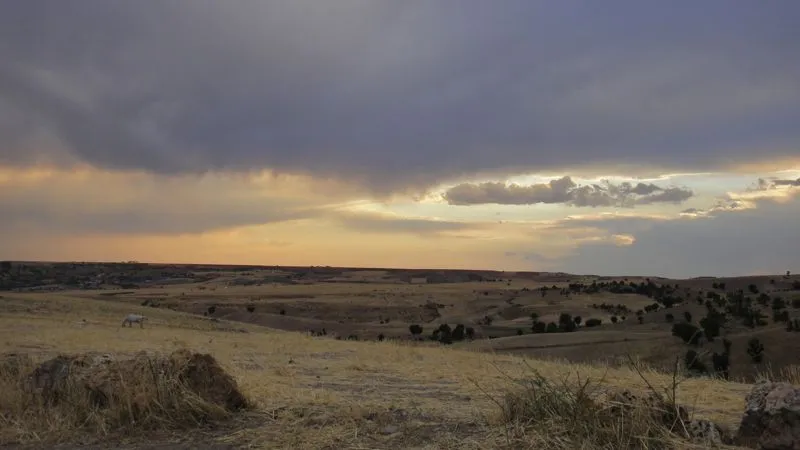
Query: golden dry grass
[
  {"left": 0, "top": 348, "right": 249, "bottom": 444},
  {"left": 0, "top": 292, "right": 758, "bottom": 449}
]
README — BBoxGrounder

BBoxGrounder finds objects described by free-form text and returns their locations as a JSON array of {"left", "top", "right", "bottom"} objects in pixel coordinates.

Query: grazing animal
[{"left": 121, "top": 313, "right": 147, "bottom": 328}]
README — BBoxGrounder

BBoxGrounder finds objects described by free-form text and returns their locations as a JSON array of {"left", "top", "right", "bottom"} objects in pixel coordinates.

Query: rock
[
  {"left": 380, "top": 425, "right": 400, "bottom": 435},
  {"left": 687, "top": 418, "right": 732, "bottom": 446},
  {"left": 736, "top": 380, "right": 800, "bottom": 449}
]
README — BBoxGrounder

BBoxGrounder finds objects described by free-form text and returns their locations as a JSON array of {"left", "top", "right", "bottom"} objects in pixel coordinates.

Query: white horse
[{"left": 120, "top": 313, "right": 147, "bottom": 328}]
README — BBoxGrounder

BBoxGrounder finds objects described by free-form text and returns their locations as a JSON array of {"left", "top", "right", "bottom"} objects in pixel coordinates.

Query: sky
[{"left": 0, "top": 0, "right": 799, "bottom": 278}]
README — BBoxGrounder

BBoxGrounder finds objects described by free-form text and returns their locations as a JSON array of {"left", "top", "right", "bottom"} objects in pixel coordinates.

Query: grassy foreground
[{"left": 0, "top": 292, "right": 759, "bottom": 449}]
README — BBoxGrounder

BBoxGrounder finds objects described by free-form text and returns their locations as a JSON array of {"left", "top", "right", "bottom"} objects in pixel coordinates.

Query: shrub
[
  {"left": 465, "top": 327, "right": 475, "bottom": 340},
  {"left": 517, "top": 329, "right": 524, "bottom": 336},
  {"left": 665, "top": 313, "right": 674, "bottom": 323},
  {"left": 773, "top": 310, "right": 790, "bottom": 323},
  {"left": 546, "top": 322, "right": 559, "bottom": 333},
  {"left": 246, "top": 305, "right": 255, "bottom": 313},
  {"left": 532, "top": 321, "right": 547, "bottom": 333},
  {"left": 496, "top": 370, "right": 692, "bottom": 448},
  {"left": 684, "top": 349, "right": 707, "bottom": 374},
  {"left": 279, "top": 309, "right": 286, "bottom": 316},
  {"left": 408, "top": 324, "right": 423, "bottom": 336},
  {"left": 451, "top": 324, "right": 466, "bottom": 341},
  {"left": 584, "top": 318, "right": 602, "bottom": 327},
  {"left": 207, "top": 305, "right": 216, "bottom": 315},
  {"left": 747, "top": 338, "right": 765, "bottom": 363},
  {"left": 573, "top": 316, "right": 582, "bottom": 326},
  {"left": 699, "top": 314, "right": 722, "bottom": 341},
  {"left": 377, "top": 333, "right": 385, "bottom": 341},
  {"left": 438, "top": 329, "right": 453, "bottom": 345},
  {"left": 671, "top": 322, "right": 702, "bottom": 346},
  {"left": 712, "top": 350, "right": 730, "bottom": 380},
  {"left": 610, "top": 316, "right": 618, "bottom": 324},
  {"left": 559, "top": 313, "right": 576, "bottom": 332}
]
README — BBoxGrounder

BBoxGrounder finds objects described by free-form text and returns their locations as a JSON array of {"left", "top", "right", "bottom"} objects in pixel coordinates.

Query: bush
[
  {"left": 279, "top": 309, "right": 286, "bottom": 316},
  {"left": 452, "top": 324, "right": 466, "bottom": 341},
  {"left": 246, "top": 305, "right": 255, "bottom": 313},
  {"left": 773, "top": 310, "right": 790, "bottom": 323},
  {"left": 699, "top": 314, "right": 722, "bottom": 341},
  {"left": 610, "top": 316, "right": 618, "bottom": 324},
  {"left": 496, "top": 370, "right": 693, "bottom": 448},
  {"left": 409, "top": 324, "right": 423, "bottom": 336},
  {"left": 558, "top": 313, "right": 577, "bottom": 332},
  {"left": 747, "top": 338, "right": 765, "bottom": 363},
  {"left": 584, "top": 318, "right": 602, "bottom": 327},
  {"left": 438, "top": 329, "right": 453, "bottom": 345},
  {"left": 546, "top": 322, "right": 559, "bottom": 333},
  {"left": 671, "top": 323, "right": 702, "bottom": 346},
  {"left": 532, "top": 321, "right": 547, "bottom": 333},
  {"left": 377, "top": 333, "right": 385, "bottom": 341},
  {"left": 684, "top": 349, "right": 707, "bottom": 374},
  {"left": 465, "top": 327, "right": 475, "bottom": 340},
  {"left": 517, "top": 329, "right": 524, "bottom": 336},
  {"left": 712, "top": 342, "right": 731, "bottom": 380},
  {"left": 665, "top": 313, "right": 674, "bottom": 323},
  {"left": 207, "top": 305, "right": 216, "bottom": 315}
]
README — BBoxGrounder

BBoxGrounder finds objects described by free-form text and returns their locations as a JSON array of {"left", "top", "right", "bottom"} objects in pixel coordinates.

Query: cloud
[
  {"left": 754, "top": 177, "right": 800, "bottom": 190},
  {"left": 326, "top": 210, "right": 482, "bottom": 237},
  {"left": 515, "top": 185, "right": 800, "bottom": 277},
  {"left": 442, "top": 176, "right": 693, "bottom": 207},
  {"left": 0, "top": 167, "right": 336, "bottom": 236},
  {"left": 0, "top": 1, "right": 798, "bottom": 194}
]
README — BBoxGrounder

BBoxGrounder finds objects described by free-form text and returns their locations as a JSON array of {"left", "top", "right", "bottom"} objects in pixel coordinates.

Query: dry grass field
[{"left": 1, "top": 263, "right": 799, "bottom": 448}]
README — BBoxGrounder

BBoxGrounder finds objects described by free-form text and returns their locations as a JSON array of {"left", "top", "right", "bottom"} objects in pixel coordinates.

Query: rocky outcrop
[{"left": 737, "top": 380, "right": 800, "bottom": 450}]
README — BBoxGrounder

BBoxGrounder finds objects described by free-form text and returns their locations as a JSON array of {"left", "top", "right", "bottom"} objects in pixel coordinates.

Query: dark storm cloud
[
  {"left": 443, "top": 177, "right": 693, "bottom": 207},
  {"left": 1, "top": 1, "right": 799, "bottom": 194}
]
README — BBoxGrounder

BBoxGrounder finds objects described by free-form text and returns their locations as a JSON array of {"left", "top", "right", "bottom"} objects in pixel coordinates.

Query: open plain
[{"left": 1, "top": 262, "right": 799, "bottom": 449}]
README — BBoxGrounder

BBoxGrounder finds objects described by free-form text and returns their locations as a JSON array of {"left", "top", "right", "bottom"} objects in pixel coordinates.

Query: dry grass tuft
[
  {"left": 483, "top": 357, "right": 717, "bottom": 450},
  {"left": 0, "top": 349, "right": 249, "bottom": 445}
]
